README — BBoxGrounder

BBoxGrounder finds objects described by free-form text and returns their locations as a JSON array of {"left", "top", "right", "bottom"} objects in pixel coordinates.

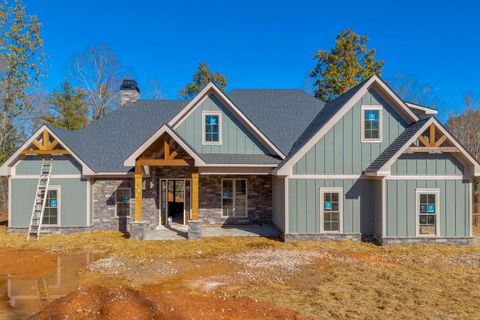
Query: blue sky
[{"left": 28, "top": 0, "right": 480, "bottom": 121}]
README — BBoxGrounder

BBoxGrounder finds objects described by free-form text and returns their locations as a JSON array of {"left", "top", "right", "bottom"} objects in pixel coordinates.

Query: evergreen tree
[
  {"left": 310, "top": 29, "right": 383, "bottom": 102},
  {"left": 179, "top": 62, "right": 227, "bottom": 99},
  {"left": 43, "top": 81, "right": 88, "bottom": 130}
]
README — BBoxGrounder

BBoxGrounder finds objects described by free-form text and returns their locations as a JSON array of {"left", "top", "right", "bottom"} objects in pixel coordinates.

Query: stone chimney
[{"left": 120, "top": 79, "right": 140, "bottom": 106}]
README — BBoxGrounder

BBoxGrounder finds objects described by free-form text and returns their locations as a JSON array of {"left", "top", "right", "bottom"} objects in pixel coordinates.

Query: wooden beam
[
  {"left": 406, "top": 146, "right": 459, "bottom": 153},
  {"left": 43, "top": 131, "right": 50, "bottom": 147},
  {"left": 191, "top": 172, "right": 199, "bottom": 221},
  {"left": 167, "top": 151, "right": 178, "bottom": 160},
  {"left": 429, "top": 124, "right": 436, "bottom": 146},
  {"left": 434, "top": 135, "right": 448, "bottom": 147},
  {"left": 47, "top": 139, "right": 59, "bottom": 150},
  {"left": 32, "top": 139, "right": 46, "bottom": 150},
  {"left": 134, "top": 164, "right": 143, "bottom": 222},
  {"left": 163, "top": 141, "right": 170, "bottom": 159},
  {"left": 418, "top": 135, "right": 430, "bottom": 147},
  {"left": 22, "top": 149, "right": 69, "bottom": 155},
  {"left": 136, "top": 158, "right": 191, "bottom": 166}
]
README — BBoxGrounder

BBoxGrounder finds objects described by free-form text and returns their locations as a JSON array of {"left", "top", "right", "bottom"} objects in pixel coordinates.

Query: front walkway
[{"left": 144, "top": 223, "right": 280, "bottom": 240}]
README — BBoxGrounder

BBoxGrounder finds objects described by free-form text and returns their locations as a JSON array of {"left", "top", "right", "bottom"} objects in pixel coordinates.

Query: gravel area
[
  {"left": 445, "top": 253, "right": 480, "bottom": 267},
  {"left": 220, "top": 249, "right": 329, "bottom": 283},
  {"left": 87, "top": 257, "right": 177, "bottom": 283}
]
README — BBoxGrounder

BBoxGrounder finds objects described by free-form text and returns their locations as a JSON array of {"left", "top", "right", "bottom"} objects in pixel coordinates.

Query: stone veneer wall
[
  {"left": 92, "top": 170, "right": 273, "bottom": 231},
  {"left": 199, "top": 175, "right": 272, "bottom": 225}
]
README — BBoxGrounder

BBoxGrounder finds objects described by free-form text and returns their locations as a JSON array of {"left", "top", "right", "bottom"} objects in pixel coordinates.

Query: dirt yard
[{"left": 0, "top": 227, "right": 480, "bottom": 319}]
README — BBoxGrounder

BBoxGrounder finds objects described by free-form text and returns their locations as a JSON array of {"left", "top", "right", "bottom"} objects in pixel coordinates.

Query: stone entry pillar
[{"left": 188, "top": 172, "right": 202, "bottom": 240}]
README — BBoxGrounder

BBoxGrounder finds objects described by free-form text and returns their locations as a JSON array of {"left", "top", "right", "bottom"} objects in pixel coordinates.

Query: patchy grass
[{"left": 3, "top": 226, "right": 480, "bottom": 319}]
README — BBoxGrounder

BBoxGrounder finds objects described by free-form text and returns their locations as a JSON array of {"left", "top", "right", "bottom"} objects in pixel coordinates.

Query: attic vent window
[
  {"left": 361, "top": 105, "right": 382, "bottom": 143},
  {"left": 202, "top": 111, "right": 222, "bottom": 145}
]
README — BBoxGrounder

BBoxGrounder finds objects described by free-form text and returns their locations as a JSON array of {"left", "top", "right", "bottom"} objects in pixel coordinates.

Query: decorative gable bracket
[
  {"left": 405, "top": 123, "right": 459, "bottom": 154},
  {"left": 22, "top": 130, "right": 69, "bottom": 156}
]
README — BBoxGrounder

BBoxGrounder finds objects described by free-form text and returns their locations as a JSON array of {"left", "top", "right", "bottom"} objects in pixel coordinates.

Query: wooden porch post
[
  {"left": 192, "top": 172, "right": 199, "bottom": 220},
  {"left": 134, "top": 163, "right": 143, "bottom": 222}
]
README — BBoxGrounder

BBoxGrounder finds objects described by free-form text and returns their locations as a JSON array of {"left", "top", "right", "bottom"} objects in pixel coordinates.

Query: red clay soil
[
  {"left": 32, "top": 285, "right": 315, "bottom": 320},
  {"left": 0, "top": 248, "right": 57, "bottom": 279}
]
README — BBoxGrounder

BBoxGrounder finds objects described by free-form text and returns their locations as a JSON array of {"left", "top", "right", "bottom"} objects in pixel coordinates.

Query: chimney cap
[{"left": 120, "top": 79, "right": 140, "bottom": 93}]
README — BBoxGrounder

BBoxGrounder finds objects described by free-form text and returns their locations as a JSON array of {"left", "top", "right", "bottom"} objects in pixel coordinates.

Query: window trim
[
  {"left": 115, "top": 187, "right": 132, "bottom": 218},
  {"left": 202, "top": 111, "right": 222, "bottom": 145},
  {"left": 319, "top": 187, "right": 343, "bottom": 233},
  {"left": 43, "top": 185, "right": 61, "bottom": 226},
  {"left": 415, "top": 188, "right": 440, "bottom": 237},
  {"left": 361, "top": 105, "right": 383, "bottom": 143},
  {"left": 221, "top": 178, "right": 248, "bottom": 218}
]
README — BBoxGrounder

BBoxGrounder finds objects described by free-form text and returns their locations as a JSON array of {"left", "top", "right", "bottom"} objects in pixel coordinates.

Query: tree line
[{"left": 0, "top": 0, "right": 478, "bottom": 211}]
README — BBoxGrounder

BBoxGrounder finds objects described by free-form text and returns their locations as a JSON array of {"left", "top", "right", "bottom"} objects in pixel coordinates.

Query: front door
[{"left": 159, "top": 179, "right": 191, "bottom": 225}]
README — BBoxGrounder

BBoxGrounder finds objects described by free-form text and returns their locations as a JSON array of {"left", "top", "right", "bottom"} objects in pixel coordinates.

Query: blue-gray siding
[
  {"left": 10, "top": 178, "right": 88, "bottom": 227},
  {"left": 391, "top": 153, "right": 465, "bottom": 176},
  {"left": 288, "top": 178, "right": 379, "bottom": 235},
  {"left": 175, "top": 94, "right": 269, "bottom": 154},
  {"left": 272, "top": 176, "right": 286, "bottom": 232},
  {"left": 293, "top": 89, "right": 409, "bottom": 175},
  {"left": 15, "top": 156, "right": 82, "bottom": 175},
  {"left": 385, "top": 179, "right": 470, "bottom": 237}
]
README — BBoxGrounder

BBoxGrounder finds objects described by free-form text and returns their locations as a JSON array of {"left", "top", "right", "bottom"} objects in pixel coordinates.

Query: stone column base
[
  {"left": 188, "top": 220, "right": 202, "bottom": 240},
  {"left": 129, "top": 221, "right": 147, "bottom": 240}
]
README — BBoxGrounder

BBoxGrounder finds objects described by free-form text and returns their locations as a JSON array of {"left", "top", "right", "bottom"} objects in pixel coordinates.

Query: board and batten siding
[
  {"left": 272, "top": 176, "right": 286, "bottom": 232},
  {"left": 293, "top": 89, "right": 409, "bottom": 175},
  {"left": 175, "top": 94, "right": 269, "bottom": 154},
  {"left": 288, "top": 178, "right": 380, "bottom": 235},
  {"left": 385, "top": 179, "right": 470, "bottom": 237},
  {"left": 10, "top": 178, "right": 88, "bottom": 227},
  {"left": 391, "top": 153, "right": 465, "bottom": 176},
  {"left": 15, "top": 156, "right": 82, "bottom": 175},
  {"left": 10, "top": 156, "right": 88, "bottom": 228}
]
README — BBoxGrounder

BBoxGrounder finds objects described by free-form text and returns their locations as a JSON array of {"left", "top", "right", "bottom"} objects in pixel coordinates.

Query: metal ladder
[{"left": 27, "top": 159, "right": 53, "bottom": 240}]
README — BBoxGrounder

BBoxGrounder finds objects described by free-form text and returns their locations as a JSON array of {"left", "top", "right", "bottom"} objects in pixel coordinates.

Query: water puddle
[{"left": 0, "top": 250, "right": 95, "bottom": 319}]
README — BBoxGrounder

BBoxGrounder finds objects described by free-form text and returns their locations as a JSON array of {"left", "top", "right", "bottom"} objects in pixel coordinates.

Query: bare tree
[
  {"left": 446, "top": 93, "right": 480, "bottom": 160},
  {"left": 148, "top": 79, "right": 163, "bottom": 99},
  {"left": 388, "top": 74, "right": 438, "bottom": 107},
  {"left": 70, "top": 43, "right": 122, "bottom": 120}
]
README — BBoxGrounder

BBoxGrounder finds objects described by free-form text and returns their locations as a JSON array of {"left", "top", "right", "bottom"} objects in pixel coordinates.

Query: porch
[{"left": 143, "top": 223, "right": 280, "bottom": 240}]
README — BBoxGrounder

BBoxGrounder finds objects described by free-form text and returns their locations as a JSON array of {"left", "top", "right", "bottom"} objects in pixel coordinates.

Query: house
[{"left": 1, "top": 75, "right": 478, "bottom": 244}]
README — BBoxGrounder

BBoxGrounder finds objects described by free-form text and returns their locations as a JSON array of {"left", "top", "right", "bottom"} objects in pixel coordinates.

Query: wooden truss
[
  {"left": 406, "top": 123, "right": 459, "bottom": 154},
  {"left": 134, "top": 134, "right": 198, "bottom": 223},
  {"left": 22, "top": 130, "right": 69, "bottom": 156}
]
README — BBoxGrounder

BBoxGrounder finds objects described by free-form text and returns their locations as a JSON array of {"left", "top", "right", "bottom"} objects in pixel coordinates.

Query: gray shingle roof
[
  {"left": 275, "top": 79, "right": 367, "bottom": 170},
  {"left": 365, "top": 118, "right": 431, "bottom": 173},
  {"left": 199, "top": 154, "right": 281, "bottom": 165},
  {"left": 227, "top": 89, "right": 325, "bottom": 155},
  {"left": 48, "top": 90, "right": 321, "bottom": 172},
  {"left": 51, "top": 100, "right": 188, "bottom": 172}
]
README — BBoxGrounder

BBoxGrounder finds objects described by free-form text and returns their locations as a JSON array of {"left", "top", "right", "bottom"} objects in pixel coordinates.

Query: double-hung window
[
  {"left": 416, "top": 188, "right": 440, "bottom": 236},
  {"left": 320, "top": 188, "right": 343, "bottom": 233},
  {"left": 222, "top": 179, "right": 247, "bottom": 217},
  {"left": 43, "top": 186, "right": 60, "bottom": 225},
  {"left": 361, "top": 105, "right": 382, "bottom": 142},
  {"left": 202, "top": 112, "right": 222, "bottom": 145},
  {"left": 116, "top": 188, "right": 131, "bottom": 217}
]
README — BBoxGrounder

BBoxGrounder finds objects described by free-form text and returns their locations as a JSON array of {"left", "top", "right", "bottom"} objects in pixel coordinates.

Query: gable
[
  {"left": 292, "top": 88, "right": 409, "bottom": 175},
  {"left": 391, "top": 153, "right": 465, "bottom": 176},
  {"left": 175, "top": 94, "right": 271, "bottom": 155}
]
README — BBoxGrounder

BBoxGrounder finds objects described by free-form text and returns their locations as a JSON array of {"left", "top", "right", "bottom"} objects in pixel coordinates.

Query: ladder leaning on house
[{"left": 27, "top": 159, "right": 53, "bottom": 240}]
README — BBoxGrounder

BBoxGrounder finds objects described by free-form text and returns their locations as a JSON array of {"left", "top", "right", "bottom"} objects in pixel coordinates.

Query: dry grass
[{"left": 3, "top": 226, "right": 480, "bottom": 319}]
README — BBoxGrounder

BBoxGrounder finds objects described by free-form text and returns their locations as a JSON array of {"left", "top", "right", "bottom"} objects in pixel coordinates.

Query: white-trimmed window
[
  {"left": 361, "top": 105, "right": 382, "bottom": 143},
  {"left": 43, "top": 186, "right": 60, "bottom": 226},
  {"left": 319, "top": 188, "right": 343, "bottom": 233},
  {"left": 416, "top": 188, "right": 440, "bottom": 236},
  {"left": 115, "top": 188, "right": 131, "bottom": 217},
  {"left": 222, "top": 179, "right": 247, "bottom": 217},
  {"left": 202, "top": 111, "right": 222, "bottom": 145}
]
